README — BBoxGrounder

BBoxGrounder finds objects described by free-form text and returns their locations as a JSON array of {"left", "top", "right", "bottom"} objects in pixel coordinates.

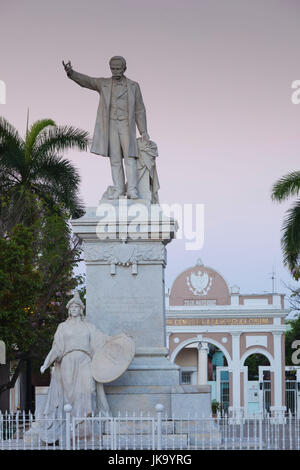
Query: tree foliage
[
  {"left": 0, "top": 116, "right": 88, "bottom": 397},
  {"left": 0, "top": 116, "right": 90, "bottom": 234},
  {"left": 0, "top": 224, "right": 42, "bottom": 356},
  {"left": 244, "top": 354, "right": 270, "bottom": 380},
  {"left": 285, "top": 316, "right": 300, "bottom": 365},
  {"left": 0, "top": 207, "right": 84, "bottom": 394},
  {"left": 271, "top": 171, "right": 300, "bottom": 278}
]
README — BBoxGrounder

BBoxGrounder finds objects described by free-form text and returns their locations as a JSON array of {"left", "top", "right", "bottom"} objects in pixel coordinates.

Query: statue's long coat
[{"left": 69, "top": 70, "right": 148, "bottom": 158}]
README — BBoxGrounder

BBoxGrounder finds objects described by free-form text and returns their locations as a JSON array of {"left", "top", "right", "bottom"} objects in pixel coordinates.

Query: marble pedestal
[{"left": 71, "top": 199, "right": 211, "bottom": 416}]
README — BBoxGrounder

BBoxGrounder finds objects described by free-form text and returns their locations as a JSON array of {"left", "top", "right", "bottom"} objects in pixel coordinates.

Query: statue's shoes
[
  {"left": 127, "top": 190, "right": 139, "bottom": 199},
  {"left": 107, "top": 188, "right": 126, "bottom": 199}
]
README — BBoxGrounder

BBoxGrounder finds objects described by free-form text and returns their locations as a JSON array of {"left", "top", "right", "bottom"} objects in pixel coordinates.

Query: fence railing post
[
  {"left": 155, "top": 403, "right": 164, "bottom": 450},
  {"left": 64, "top": 404, "right": 72, "bottom": 450},
  {"left": 259, "top": 411, "right": 263, "bottom": 450}
]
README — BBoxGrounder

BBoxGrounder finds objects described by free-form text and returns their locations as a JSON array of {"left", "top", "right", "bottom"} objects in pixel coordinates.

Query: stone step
[
  {"left": 103, "top": 419, "right": 220, "bottom": 432},
  {"left": 102, "top": 433, "right": 188, "bottom": 449},
  {"left": 103, "top": 420, "right": 174, "bottom": 434},
  {"left": 187, "top": 431, "right": 222, "bottom": 446},
  {"left": 173, "top": 419, "right": 218, "bottom": 433}
]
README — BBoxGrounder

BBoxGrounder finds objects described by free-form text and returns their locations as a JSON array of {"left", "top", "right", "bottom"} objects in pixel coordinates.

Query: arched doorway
[
  {"left": 171, "top": 338, "right": 229, "bottom": 414},
  {"left": 242, "top": 352, "right": 271, "bottom": 415}
]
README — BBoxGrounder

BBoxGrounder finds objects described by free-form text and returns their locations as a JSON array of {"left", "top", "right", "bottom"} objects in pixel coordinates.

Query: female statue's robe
[{"left": 27, "top": 318, "right": 111, "bottom": 444}]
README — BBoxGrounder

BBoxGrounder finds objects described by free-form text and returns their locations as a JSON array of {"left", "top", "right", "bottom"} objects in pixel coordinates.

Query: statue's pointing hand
[{"left": 62, "top": 60, "right": 73, "bottom": 77}]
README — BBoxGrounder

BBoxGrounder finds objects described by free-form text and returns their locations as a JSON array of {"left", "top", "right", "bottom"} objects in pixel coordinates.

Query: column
[
  {"left": 166, "top": 332, "right": 171, "bottom": 351},
  {"left": 231, "top": 331, "right": 242, "bottom": 417},
  {"left": 197, "top": 341, "right": 209, "bottom": 385},
  {"left": 271, "top": 331, "right": 285, "bottom": 421}
]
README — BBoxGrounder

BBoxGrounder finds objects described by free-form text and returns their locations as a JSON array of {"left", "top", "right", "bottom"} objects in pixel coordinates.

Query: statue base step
[{"left": 105, "top": 384, "right": 212, "bottom": 417}]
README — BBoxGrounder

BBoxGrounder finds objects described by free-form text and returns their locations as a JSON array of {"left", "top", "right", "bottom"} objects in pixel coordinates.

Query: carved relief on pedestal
[{"left": 83, "top": 242, "right": 166, "bottom": 275}]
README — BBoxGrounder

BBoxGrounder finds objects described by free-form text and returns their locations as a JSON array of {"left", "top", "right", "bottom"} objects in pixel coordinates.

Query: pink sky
[{"left": 1, "top": 0, "right": 300, "bottom": 306}]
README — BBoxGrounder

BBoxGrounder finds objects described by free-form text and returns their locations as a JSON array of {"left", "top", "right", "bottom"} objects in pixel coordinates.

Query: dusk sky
[{"left": 1, "top": 0, "right": 300, "bottom": 309}]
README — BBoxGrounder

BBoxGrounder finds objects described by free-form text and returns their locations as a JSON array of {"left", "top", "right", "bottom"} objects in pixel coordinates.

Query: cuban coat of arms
[{"left": 186, "top": 270, "right": 213, "bottom": 296}]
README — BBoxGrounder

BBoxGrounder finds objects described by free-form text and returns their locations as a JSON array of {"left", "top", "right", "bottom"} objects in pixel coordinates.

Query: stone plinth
[
  {"left": 71, "top": 199, "right": 210, "bottom": 416},
  {"left": 35, "top": 387, "right": 49, "bottom": 418},
  {"left": 171, "top": 385, "right": 211, "bottom": 419}
]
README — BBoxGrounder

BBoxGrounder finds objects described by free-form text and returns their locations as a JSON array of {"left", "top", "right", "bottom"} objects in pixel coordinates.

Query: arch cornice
[
  {"left": 170, "top": 334, "right": 232, "bottom": 366},
  {"left": 240, "top": 348, "right": 274, "bottom": 368}
]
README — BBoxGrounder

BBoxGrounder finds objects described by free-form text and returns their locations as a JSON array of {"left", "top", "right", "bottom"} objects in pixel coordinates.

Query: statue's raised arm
[{"left": 62, "top": 59, "right": 99, "bottom": 91}]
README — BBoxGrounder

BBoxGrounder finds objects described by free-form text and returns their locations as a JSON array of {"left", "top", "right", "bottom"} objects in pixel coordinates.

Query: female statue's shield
[{"left": 91, "top": 333, "right": 135, "bottom": 383}]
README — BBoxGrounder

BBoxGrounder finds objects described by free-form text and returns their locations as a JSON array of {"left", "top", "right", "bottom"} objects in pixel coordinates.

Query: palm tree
[
  {"left": 271, "top": 171, "right": 300, "bottom": 276},
  {"left": 0, "top": 116, "right": 90, "bottom": 231}
]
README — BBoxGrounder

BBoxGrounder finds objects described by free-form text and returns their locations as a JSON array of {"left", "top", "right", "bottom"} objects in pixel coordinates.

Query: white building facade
[{"left": 165, "top": 259, "right": 294, "bottom": 419}]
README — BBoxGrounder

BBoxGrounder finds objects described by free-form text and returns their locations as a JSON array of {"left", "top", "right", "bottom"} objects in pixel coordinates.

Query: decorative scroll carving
[{"left": 84, "top": 242, "right": 166, "bottom": 275}]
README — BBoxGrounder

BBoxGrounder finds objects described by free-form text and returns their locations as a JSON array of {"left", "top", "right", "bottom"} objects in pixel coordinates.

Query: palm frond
[
  {"left": 29, "top": 154, "right": 84, "bottom": 218},
  {"left": 0, "top": 170, "right": 15, "bottom": 195},
  {"left": 0, "top": 117, "right": 24, "bottom": 173},
  {"left": 0, "top": 116, "right": 88, "bottom": 226},
  {"left": 271, "top": 171, "right": 300, "bottom": 202},
  {"left": 34, "top": 125, "right": 90, "bottom": 156},
  {"left": 0, "top": 146, "right": 25, "bottom": 181},
  {"left": 281, "top": 199, "right": 300, "bottom": 270},
  {"left": 0, "top": 162, "right": 21, "bottom": 190},
  {"left": 32, "top": 181, "right": 85, "bottom": 219},
  {"left": 32, "top": 154, "right": 81, "bottom": 188},
  {"left": 0, "top": 116, "right": 22, "bottom": 146},
  {"left": 25, "top": 119, "right": 56, "bottom": 162}
]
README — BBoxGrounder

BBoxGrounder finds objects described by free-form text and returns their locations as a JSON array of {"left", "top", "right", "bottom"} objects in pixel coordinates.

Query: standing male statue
[{"left": 63, "top": 56, "right": 150, "bottom": 199}]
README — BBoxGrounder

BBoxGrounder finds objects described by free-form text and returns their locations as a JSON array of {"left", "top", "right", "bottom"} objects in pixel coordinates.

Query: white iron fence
[{"left": 1, "top": 405, "right": 300, "bottom": 450}]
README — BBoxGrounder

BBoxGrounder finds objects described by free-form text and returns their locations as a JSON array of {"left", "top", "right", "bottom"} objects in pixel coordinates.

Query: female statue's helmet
[{"left": 66, "top": 291, "right": 85, "bottom": 316}]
